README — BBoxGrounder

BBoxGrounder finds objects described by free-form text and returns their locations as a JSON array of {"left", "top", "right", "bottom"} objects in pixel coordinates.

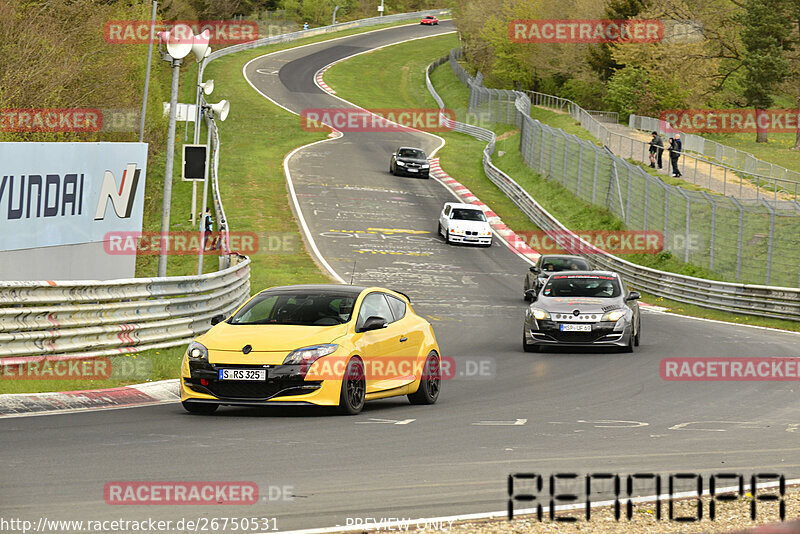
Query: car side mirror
[
  {"left": 529, "top": 265, "right": 539, "bottom": 273},
  {"left": 525, "top": 289, "right": 538, "bottom": 301},
  {"left": 392, "top": 152, "right": 397, "bottom": 156},
  {"left": 625, "top": 291, "right": 641, "bottom": 301},
  {"left": 359, "top": 316, "right": 388, "bottom": 332},
  {"left": 210, "top": 314, "right": 225, "bottom": 326}
]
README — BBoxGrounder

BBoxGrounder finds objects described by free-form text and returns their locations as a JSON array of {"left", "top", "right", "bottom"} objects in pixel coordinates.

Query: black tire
[
  {"left": 182, "top": 401, "right": 218, "bottom": 414},
  {"left": 634, "top": 319, "right": 641, "bottom": 346},
  {"left": 389, "top": 164, "right": 395, "bottom": 175},
  {"left": 524, "top": 291, "right": 532, "bottom": 302},
  {"left": 338, "top": 357, "right": 366, "bottom": 415},
  {"left": 523, "top": 330, "right": 539, "bottom": 353},
  {"left": 408, "top": 352, "right": 441, "bottom": 405},
  {"left": 443, "top": 226, "right": 451, "bottom": 245}
]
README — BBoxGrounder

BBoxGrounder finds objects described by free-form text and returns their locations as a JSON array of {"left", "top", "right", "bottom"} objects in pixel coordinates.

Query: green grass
[
  {"left": 0, "top": 19, "right": 431, "bottom": 395},
  {"left": 703, "top": 131, "right": 800, "bottom": 176},
  {"left": 324, "top": 33, "right": 800, "bottom": 333}
]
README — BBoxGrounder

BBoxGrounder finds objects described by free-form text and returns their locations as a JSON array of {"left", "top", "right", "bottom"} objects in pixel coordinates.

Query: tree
[
  {"left": 586, "top": 0, "right": 649, "bottom": 81},
  {"left": 736, "top": 0, "right": 792, "bottom": 142}
]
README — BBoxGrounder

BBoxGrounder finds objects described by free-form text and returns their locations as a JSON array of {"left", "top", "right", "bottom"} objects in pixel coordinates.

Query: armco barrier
[
  {"left": 0, "top": 256, "right": 250, "bottom": 362},
  {"left": 427, "top": 53, "right": 800, "bottom": 321}
]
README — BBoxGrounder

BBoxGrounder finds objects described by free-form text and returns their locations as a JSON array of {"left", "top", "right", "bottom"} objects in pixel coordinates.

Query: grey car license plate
[{"left": 560, "top": 324, "right": 591, "bottom": 332}]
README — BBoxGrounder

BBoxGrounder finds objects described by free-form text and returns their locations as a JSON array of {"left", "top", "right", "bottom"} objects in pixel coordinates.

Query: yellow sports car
[{"left": 180, "top": 284, "right": 441, "bottom": 415}]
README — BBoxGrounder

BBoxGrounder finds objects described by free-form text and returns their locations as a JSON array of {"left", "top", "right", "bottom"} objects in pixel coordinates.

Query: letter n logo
[{"left": 94, "top": 163, "right": 140, "bottom": 220}]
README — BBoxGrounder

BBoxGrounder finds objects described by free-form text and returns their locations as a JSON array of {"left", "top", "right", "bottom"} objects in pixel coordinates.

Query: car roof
[
  {"left": 256, "top": 284, "right": 412, "bottom": 302},
  {"left": 258, "top": 284, "right": 368, "bottom": 296},
  {"left": 547, "top": 271, "right": 619, "bottom": 278},
  {"left": 540, "top": 254, "right": 588, "bottom": 261},
  {"left": 397, "top": 146, "right": 425, "bottom": 151},
  {"left": 444, "top": 202, "right": 482, "bottom": 210}
]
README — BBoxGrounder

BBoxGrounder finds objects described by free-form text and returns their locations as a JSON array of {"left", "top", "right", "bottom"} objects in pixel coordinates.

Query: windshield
[
  {"left": 542, "top": 274, "right": 621, "bottom": 298},
  {"left": 398, "top": 148, "right": 426, "bottom": 159},
  {"left": 229, "top": 292, "right": 356, "bottom": 326},
  {"left": 451, "top": 208, "right": 487, "bottom": 221},
  {"left": 540, "top": 257, "right": 591, "bottom": 272}
]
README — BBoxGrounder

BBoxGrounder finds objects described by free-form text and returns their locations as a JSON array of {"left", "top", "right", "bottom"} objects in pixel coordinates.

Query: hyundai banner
[{"left": 0, "top": 142, "right": 147, "bottom": 252}]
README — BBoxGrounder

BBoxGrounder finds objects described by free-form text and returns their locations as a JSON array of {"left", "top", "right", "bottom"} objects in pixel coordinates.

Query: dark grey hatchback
[
  {"left": 523, "top": 271, "right": 641, "bottom": 353},
  {"left": 389, "top": 147, "right": 430, "bottom": 178}
]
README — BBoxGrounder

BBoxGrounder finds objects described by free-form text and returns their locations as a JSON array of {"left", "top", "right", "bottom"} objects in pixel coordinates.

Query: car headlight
[
  {"left": 186, "top": 341, "right": 208, "bottom": 360},
  {"left": 421, "top": 164, "right": 430, "bottom": 169},
  {"left": 601, "top": 309, "right": 626, "bottom": 322},
  {"left": 449, "top": 227, "right": 464, "bottom": 234},
  {"left": 532, "top": 308, "right": 550, "bottom": 320},
  {"left": 481, "top": 231, "right": 492, "bottom": 236},
  {"left": 283, "top": 344, "right": 339, "bottom": 365},
  {"left": 396, "top": 161, "right": 406, "bottom": 166}
]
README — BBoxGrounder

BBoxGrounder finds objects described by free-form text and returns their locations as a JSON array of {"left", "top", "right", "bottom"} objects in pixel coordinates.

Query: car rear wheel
[
  {"left": 182, "top": 401, "right": 218, "bottom": 414},
  {"left": 338, "top": 357, "right": 366, "bottom": 415},
  {"left": 408, "top": 352, "right": 440, "bottom": 405}
]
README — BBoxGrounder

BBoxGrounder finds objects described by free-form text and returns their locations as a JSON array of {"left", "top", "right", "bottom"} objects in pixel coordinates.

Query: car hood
[
  {"left": 449, "top": 219, "right": 491, "bottom": 232},
  {"left": 197, "top": 322, "right": 349, "bottom": 352},
  {"left": 534, "top": 296, "right": 625, "bottom": 314}
]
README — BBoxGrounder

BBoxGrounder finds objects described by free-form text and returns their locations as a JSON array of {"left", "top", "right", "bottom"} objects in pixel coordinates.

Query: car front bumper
[
  {"left": 180, "top": 360, "right": 342, "bottom": 407},
  {"left": 524, "top": 319, "right": 632, "bottom": 348},
  {"left": 448, "top": 234, "right": 492, "bottom": 245},
  {"left": 395, "top": 167, "right": 429, "bottom": 177}
]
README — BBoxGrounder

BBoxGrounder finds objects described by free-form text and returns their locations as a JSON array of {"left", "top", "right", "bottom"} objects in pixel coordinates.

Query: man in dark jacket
[
  {"left": 668, "top": 138, "right": 682, "bottom": 177},
  {"left": 649, "top": 132, "right": 664, "bottom": 169}
]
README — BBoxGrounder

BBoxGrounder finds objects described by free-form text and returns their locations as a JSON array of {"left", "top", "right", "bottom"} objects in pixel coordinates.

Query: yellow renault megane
[{"left": 180, "top": 285, "right": 442, "bottom": 415}]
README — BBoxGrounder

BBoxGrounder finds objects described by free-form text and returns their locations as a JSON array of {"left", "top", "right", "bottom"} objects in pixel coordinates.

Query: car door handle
[{"left": 399, "top": 336, "right": 408, "bottom": 342}]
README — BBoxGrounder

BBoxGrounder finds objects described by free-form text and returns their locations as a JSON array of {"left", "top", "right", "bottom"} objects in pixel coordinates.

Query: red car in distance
[{"left": 420, "top": 15, "right": 439, "bottom": 25}]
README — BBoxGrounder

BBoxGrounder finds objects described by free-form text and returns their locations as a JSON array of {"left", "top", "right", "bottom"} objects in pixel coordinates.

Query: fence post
[
  {"left": 700, "top": 191, "right": 716, "bottom": 271},
  {"left": 644, "top": 177, "right": 650, "bottom": 229},
  {"left": 664, "top": 186, "right": 670, "bottom": 253},
  {"left": 577, "top": 143, "right": 584, "bottom": 197},
  {"left": 563, "top": 133, "right": 569, "bottom": 186},
  {"left": 760, "top": 198, "right": 775, "bottom": 285},
  {"left": 592, "top": 149, "right": 599, "bottom": 204},
  {"left": 677, "top": 187, "right": 691, "bottom": 263},
  {"left": 730, "top": 196, "right": 744, "bottom": 281}
]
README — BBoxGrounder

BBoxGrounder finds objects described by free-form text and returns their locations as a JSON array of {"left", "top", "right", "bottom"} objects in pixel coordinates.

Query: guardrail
[
  {"left": 0, "top": 256, "right": 250, "bottom": 362},
  {"left": 629, "top": 113, "right": 800, "bottom": 199},
  {"left": 427, "top": 52, "right": 800, "bottom": 321}
]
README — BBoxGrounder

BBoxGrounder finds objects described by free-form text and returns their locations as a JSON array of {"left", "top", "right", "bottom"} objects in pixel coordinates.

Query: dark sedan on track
[
  {"left": 390, "top": 147, "right": 430, "bottom": 178},
  {"left": 523, "top": 271, "right": 641, "bottom": 353},
  {"left": 524, "top": 254, "right": 592, "bottom": 301}
]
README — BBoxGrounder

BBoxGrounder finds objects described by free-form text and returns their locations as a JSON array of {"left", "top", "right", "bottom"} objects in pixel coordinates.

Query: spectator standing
[
  {"left": 668, "top": 138, "right": 682, "bottom": 177},
  {"left": 649, "top": 132, "right": 664, "bottom": 169},
  {"left": 202, "top": 207, "right": 213, "bottom": 250}
]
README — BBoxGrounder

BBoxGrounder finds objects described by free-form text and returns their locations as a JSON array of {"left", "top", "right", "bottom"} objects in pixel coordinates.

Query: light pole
[
  {"left": 191, "top": 78, "right": 214, "bottom": 226},
  {"left": 138, "top": 0, "right": 158, "bottom": 142},
  {"left": 156, "top": 25, "right": 210, "bottom": 277},
  {"left": 197, "top": 100, "right": 230, "bottom": 275}
]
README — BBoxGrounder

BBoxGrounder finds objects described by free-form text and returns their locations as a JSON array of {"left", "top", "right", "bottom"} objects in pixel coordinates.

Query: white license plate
[
  {"left": 407, "top": 168, "right": 418, "bottom": 172},
  {"left": 560, "top": 324, "right": 592, "bottom": 332},
  {"left": 218, "top": 369, "right": 266, "bottom": 381}
]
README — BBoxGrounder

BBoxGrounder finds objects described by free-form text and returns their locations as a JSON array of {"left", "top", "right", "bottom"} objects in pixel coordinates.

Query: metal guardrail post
[
  {"left": 730, "top": 196, "right": 744, "bottom": 281},
  {"left": 676, "top": 187, "right": 691, "bottom": 263}
]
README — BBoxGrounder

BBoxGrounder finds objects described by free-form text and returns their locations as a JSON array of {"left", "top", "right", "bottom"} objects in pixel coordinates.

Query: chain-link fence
[{"left": 447, "top": 49, "right": 800, "bottom": 287}]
